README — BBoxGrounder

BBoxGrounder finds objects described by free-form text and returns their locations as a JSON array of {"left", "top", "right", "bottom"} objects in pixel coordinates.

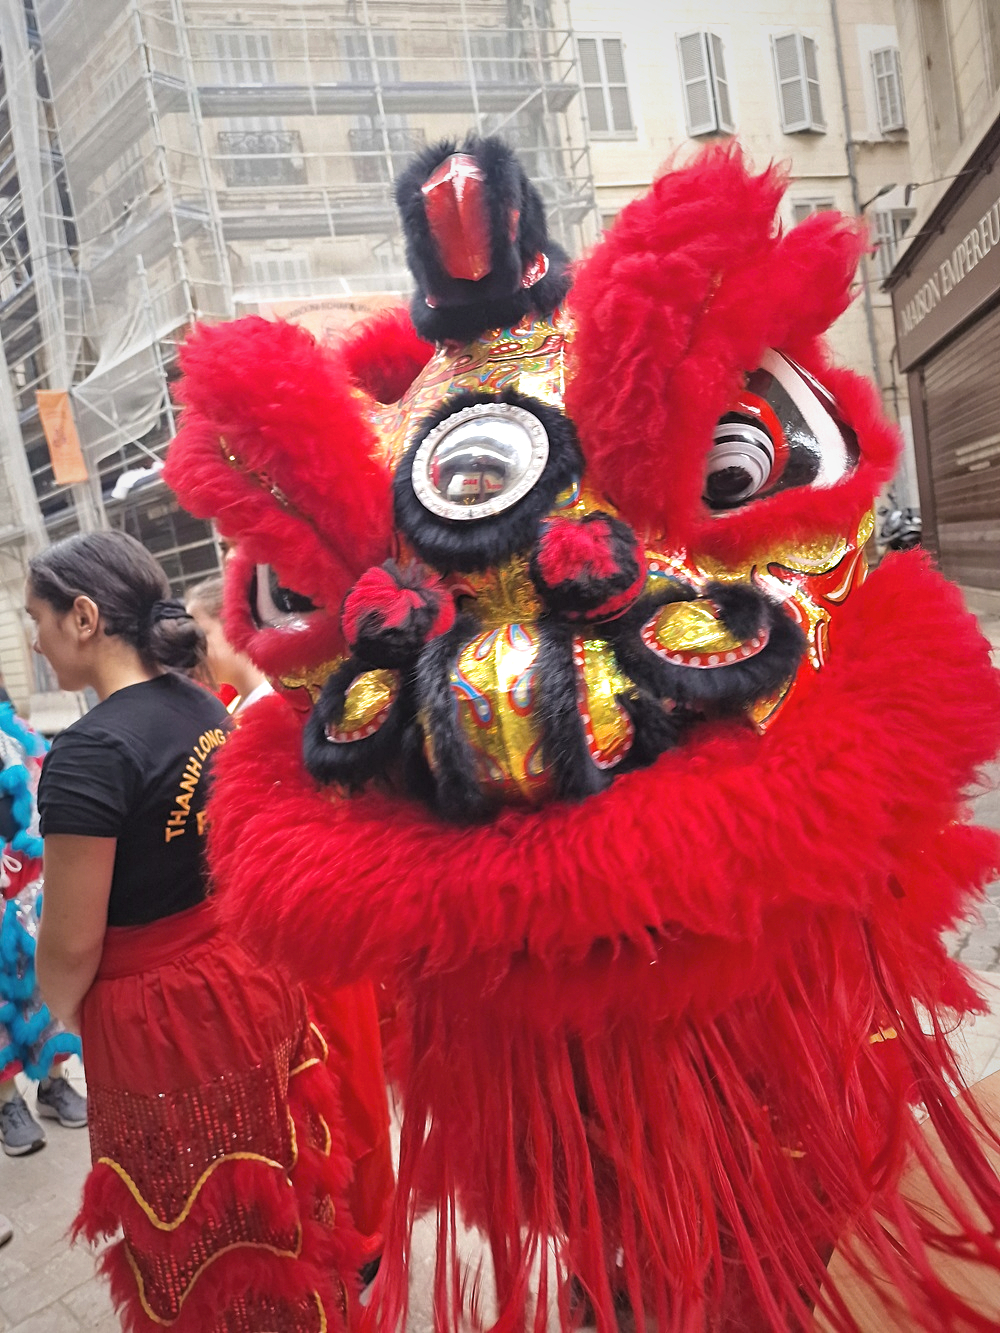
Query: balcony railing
[
  {"left": 216, "top": 128, "right": 307, "bottom": 187},
  {"left": 347, "top": 126, "right": 426, "bottom": 184}
]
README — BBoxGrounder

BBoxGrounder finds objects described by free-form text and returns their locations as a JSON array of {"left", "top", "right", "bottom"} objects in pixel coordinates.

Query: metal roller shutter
[{"left": 923, "top": 302, "right": 1000, "bottom": 590}]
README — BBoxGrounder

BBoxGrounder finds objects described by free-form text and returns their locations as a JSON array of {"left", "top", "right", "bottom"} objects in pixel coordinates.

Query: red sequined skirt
[{"left": 75, "top": 902, "right": 360, "bottom": 1333}]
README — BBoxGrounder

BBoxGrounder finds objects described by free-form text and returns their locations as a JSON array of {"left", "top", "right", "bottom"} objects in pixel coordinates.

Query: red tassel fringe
[{"left": 73, "top": 1061, "right": 362, "bottom": 1333}]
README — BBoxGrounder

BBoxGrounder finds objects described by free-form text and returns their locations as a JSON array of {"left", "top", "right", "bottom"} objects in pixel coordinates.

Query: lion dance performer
[{"left": 166, "top": 138, "right": 1000, "bottom": 1331}]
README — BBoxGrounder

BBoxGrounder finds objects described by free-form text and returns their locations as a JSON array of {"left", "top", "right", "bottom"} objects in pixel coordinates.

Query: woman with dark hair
[{"left": 28, "top": 531, "right": 359, "bottom": 1333}]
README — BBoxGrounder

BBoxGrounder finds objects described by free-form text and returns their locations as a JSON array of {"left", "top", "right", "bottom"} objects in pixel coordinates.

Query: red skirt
[{"left": 75, "top": 902, "right": 362, "bottom": 1333}]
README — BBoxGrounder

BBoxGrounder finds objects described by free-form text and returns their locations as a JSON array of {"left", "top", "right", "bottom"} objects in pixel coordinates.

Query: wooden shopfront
[{"left": 889, "top": 119, "right": 1000, "bottom": 592}]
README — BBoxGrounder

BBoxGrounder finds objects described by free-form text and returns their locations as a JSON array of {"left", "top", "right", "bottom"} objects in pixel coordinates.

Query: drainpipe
[{"left": 829, "top": 0, "right": 882, "bottom": 388}]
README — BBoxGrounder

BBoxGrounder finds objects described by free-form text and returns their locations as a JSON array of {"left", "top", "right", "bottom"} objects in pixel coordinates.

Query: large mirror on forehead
[{"left": 411, "top": 402, "right": 550, "bottom": 521}]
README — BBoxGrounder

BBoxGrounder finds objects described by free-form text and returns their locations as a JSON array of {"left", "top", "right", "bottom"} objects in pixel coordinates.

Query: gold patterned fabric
[{"left": 76, "top": 908, "right": 347, "bottom": 1333}]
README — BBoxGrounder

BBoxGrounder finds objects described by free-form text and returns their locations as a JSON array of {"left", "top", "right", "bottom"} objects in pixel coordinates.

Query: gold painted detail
[
  {"left": 315, "top": 1289, "right": 329, "bottom": 1333},
  {"left": 378, "top": 309, "right": 573, "bottom": 463},
  {"left": 695, "top": 534, "right": 851, "bottom": 582},
  {"left": 308, "top": 1022, "right": 330, "bottom": 1063},
  {"left": 123, "top": 1226, "right": 304, "bottom": 1327},
  {"left": 447, "top": 624, "right": 549, "bottom": 803},
  {"left": 289, "top": 1057, "right": 321, "bottom": 1077},
  {"left": 96, "top": 1150, "right": 292, "bottom": 1232},
  {"left": 276, "top": 657, "right": 345, "bottom": 707},
  {"left": 869, "top": 1027, "right": 898, "bottom": 1044},
  {"left": 768, "top": 535, "right": 851, "bottom": 576},
  {"left": 745, "top": 677, "right": 795, "bottom": 732},
  {"left": 644, "top": 550, "right": 700, "bottom": 596},
  {"left": 318, "top": 1114, "right": 333, "bottom": 1158},
  {"left": 572, "top": 637, "right": 634, "bottom": 769},
  {"left": 334, "top": 669, "right": 400, "bottom": 740},
  {"left": 651, "top": 601, "right": 742, "bottom": 656},
  {"left": 451, "top": 557, "right": 542, "bottom": 627},
  {"left": 856, "top": 508, "right": 876, "bottom": 547}
]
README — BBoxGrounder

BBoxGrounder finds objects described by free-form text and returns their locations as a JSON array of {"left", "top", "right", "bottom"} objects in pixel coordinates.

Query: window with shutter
[
  {"left": 708, "top": 34, "right": 735, "bottom": 134},
  {"left": 250, "top": 251, "right": 313, "bottom": 298},
  {"left": 342, "top": 29, "right": 400, "bottom": 84},
  {"left": 871, "top": 47, "right": 905, "bottom": 133},
  {"left": 678, "top": 33, "right": 715, "bottom": 136},
  {"left": 872, "top": 208, "right": 915, "bottom": 279},
  {"left": 791, "top": 198, "right": 835, "bottom": 225},
  {"left": 677, "top": 32, "right": 735, "bottom": 137},
  {"left": 214, "top": 30, "right": 275, "bottom": 85},
  {"left": 802, "top": 36, "right": 825, "bottom": 128},
  {"left": 213, "top": 33, "right": 291, "bottom": 185},
  {"left": 577, "top": 35, "right": 634, "bottom": 138},
  {"left": 771, "top": 32, "right": 825, "bottom": 133},
  {"left": 470, "top": 30, "right": 519, "bottom": 84}
]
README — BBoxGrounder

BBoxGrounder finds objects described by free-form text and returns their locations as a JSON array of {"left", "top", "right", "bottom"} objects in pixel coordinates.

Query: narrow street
[{"left": 2, "top": 615, "right": 998, "bottom": 1333}]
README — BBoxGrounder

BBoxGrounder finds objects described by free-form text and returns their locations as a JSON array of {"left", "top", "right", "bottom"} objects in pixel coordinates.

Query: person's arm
[{"left": 36, "top": 834, "right": 116, "bottom": 1034}]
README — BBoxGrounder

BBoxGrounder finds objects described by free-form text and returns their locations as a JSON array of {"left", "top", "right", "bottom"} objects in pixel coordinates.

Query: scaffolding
[{"left": 0, "top": 0, "right": 598, "bottom": 709}]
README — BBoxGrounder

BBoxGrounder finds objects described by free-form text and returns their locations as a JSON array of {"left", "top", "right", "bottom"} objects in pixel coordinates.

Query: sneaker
[
  {"left": 0, "top": 1212, "right": 12, "bottom": 1247},
  {"left": 0, "top": 1094, "right": 46, "bottom": 1156},
  {"left": 36, "top": 1076, "right": 88, "bottom": 1129}
]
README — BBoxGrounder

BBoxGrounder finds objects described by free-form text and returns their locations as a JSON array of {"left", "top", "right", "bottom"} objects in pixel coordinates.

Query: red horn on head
[{"left": 421, "top": 152, "right": 492, "bottom": 282}]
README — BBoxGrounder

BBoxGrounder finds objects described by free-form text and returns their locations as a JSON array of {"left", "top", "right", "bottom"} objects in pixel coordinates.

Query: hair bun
[{"left": 148, "top": 599, "right": 190, "bottom": 624}]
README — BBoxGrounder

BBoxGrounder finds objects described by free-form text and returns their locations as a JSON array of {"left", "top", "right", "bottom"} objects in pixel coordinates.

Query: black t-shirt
[{"left": 37, "top": 675, "right": 230, "bottom": 926}]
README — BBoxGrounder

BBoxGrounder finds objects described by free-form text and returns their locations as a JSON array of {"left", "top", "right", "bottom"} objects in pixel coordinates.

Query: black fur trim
[
  {"left": 534, "top": 621, "right": 614, "bottom": 801},
  {"left": 413, "top": 615, "right": 495, "bottom": 822},
  {"left": 303, "top": 657, "right": 409, "bottom": 788},
  {"left": 606, "top": 581, "right": 699, "bottom": 699},
  {"left": 529, "top": 512, "right": 642, "bottom": 619},
  {"left": 612, "top": 583, "right": 806, "bottom": 714},
  {"left": 394, "top": 134, "right": 571, "bottom": 344},
  {"left": 692, "top": 583, "right": 806, "bottom": 711},
  {"left": 393, "top": 388, "right": 584, "bottom": 574},
  {"left": 345, "top": 561, "right": 448, "bottom": 667},
  {"left": 617, "top": 689, "right": 690, "bottom": 768}
]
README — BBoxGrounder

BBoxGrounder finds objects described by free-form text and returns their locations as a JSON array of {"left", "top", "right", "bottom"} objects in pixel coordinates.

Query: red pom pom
[
  {"left": 342, "top": 567, "right": 424, "bottom": 643},
  {"left": 342, "top": 563, "right": 455, "bottom": 651},
  {"left": 534, "top": 518, "right": 619, "bottom": 586}
]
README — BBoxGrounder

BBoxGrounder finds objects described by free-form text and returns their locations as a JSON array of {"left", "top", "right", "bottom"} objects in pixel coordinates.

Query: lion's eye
[
  {"left": 705, "top": 350, "right": 860, "bottom": 512},
  {"left": 252, "top": 564, "right": 317, "bottom": 629},
  {"left": 411, "top": 402, "right": 550, "bottom": 521},
  {"left": 704, "top": 418, "right": 775, "bottom": 509}
]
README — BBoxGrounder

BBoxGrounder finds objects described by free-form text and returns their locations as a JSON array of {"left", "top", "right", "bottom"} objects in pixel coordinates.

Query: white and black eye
[
  {"left": 251, "top": 564, "right": 318, "bottom": 629},
  {"left": 704, "top": 417, "right": 776, "bottom": 510},
  {"left": 705, "top": 350, "right": 860, "bottom": 512},
  {"left": 410, "top": 402, "right": 550, "bottom": 521}
]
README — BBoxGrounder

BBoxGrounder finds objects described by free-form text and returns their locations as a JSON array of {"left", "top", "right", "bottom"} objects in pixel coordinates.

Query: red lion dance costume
[{"left": 166, "top": 139, "right": 1000, "bottom": 1331}]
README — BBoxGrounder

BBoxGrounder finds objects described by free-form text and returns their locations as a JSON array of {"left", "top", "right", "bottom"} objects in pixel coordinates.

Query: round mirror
[{"left": 411, "top": 402, "right": 550, "bottom": 521}]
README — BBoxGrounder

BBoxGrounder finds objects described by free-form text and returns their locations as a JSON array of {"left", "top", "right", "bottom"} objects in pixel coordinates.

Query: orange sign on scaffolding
[{"left": 36, "top": 390, "right": 88, "bottom": 485}]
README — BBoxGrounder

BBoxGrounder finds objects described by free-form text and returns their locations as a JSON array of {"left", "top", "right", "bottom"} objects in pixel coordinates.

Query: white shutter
[
  {"left": 772, "top": 32, "right": 824, "bottom": 132},
  {"left": 871, "top": 209, "right": 896, "bottom": 280},
  {"left": 577, "top": 37, "right": 608, "bottom": 134},
  {"left": 772, "top": 33, "right": 807, "bottom": 131},
  {"left": 678, "top": 32, "right": 716, "bottom": 136},
  {"left": 250, "top": 252, "right": 313, "bottom": 297},
  {"left": 577, "top": 36, "right": 633, "bottom": 136},
  {"left": 214, "top": 30, "right": 275, "bottom": 85},
  {"left": 707, "top": 33, "right": 734, "bottom": 134},
  {"left": 601, "top": 39, "right": 633, "bottom": 133},
  {"left": 791, "top": 197, "right": 835, "bottom": 225},
  {"left": 802, "top": 36, "right": 825, "bottom": 128},
  {"left": 871, "top": 47, "right": 905, "bottom": 132}
]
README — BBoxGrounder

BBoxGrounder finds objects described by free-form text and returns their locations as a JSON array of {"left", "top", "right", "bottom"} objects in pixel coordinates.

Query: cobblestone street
[{"left": 2, "top": 614, "right": 999, "bottom": 1332}]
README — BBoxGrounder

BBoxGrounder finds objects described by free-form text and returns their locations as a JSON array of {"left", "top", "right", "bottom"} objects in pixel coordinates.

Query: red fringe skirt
[{"left": 74, "top": 902, "right": 361, "bottom": 1333}]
